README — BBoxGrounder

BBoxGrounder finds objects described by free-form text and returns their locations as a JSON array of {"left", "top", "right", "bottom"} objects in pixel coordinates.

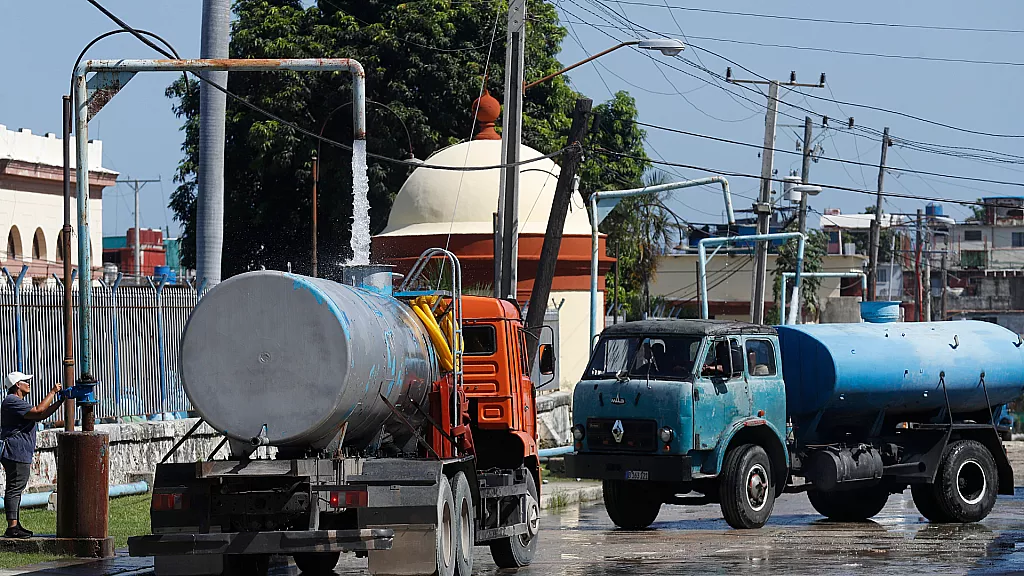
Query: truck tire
[
  {"left": 435, "top": 475, "right": 458, "bottom": 576},
  {"left": 719, "top": 444, "right": 775, "bottom": 529},
  {"left": 917, "top": 440, "right": 998, "bottom": 523},
  {"left": 807, "top": 485, "right": 889, "bottom": 521},
  {"left": 451, "top": 472, "right": 474, "bottom": 576},
  {"left": 602, "top": 480, "right": 662, "bottom": 529},
  {"left": 489, "top": 471, "right": 539, "bottom": 568},
  {"left": 222, "top": 554, "right": 269, "bottom": 576},
  {"left": 293, "top": 552, "right": 341, "bottom": 574}
]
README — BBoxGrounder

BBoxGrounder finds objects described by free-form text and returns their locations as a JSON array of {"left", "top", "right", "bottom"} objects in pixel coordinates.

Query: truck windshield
[{"left": 584, "top": 336, "right": 703, "bottom": 380}]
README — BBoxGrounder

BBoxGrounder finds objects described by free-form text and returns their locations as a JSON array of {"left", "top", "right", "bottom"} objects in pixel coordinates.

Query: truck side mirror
[{"left": 539, "top": 344, "right": 555, "bottom": 376}]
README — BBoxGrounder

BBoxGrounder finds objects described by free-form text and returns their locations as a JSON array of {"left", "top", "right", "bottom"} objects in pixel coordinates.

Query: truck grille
[{"left": 586, "top": 418, "right": 657, "bottom": 453}]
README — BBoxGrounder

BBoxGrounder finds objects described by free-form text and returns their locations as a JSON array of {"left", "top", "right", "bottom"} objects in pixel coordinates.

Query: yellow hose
[{"left": 413, "top": 303, "right": 453, "bottom": 371}]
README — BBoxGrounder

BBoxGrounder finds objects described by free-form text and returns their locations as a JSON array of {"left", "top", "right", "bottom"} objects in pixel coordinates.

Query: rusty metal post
[
  {"left": 56, "top": 432, "right": 112, "bottom": 556},
  {"left": 61, "top": 95, "right": 75, "bottom": 431}
]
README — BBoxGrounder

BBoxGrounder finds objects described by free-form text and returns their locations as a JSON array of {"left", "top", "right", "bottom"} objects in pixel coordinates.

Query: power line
[
  {"left": 84, "top": 0, "right": 571, "bottom": 173},
  {"left": 593, "top": 147, "right": 1020, "bottom": 209},
  {"left": 596, "top": 1, "right": 1024, "bottom": 34}
]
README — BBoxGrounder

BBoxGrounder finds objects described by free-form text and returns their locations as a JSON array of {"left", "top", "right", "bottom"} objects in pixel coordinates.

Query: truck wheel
[
  {"left": 911, "top": 483, "right": 951, "bottom": 522},
  {"left": 807, "top": 485, "right": 889, "bottom": 521},
  {"left": 451, "top": 472, "right": 474, "bottom": 576},
  {"left": 719, "top": 444, "right": 775, "bottom": 529},
  {"left": 602, "top": 480, "right": 661, "bottom": 529},
  {"left": 293, "top": 552, "right": 341, "bottom": 574},
  {"left": 489, "top": 471, "right": 539, "bottom": 568},
  {"left": 435, "top": 475, "right": 458, "bottom": 576},
  {"left": 921, "top": 440, "right": 998, "bottom": 523},
  {"left": 222, "top": 554, "right": 269, "bottom": 576}
]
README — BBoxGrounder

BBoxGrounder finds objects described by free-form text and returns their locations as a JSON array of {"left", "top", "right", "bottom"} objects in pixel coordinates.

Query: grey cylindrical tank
[{"left": 179, "top": 271, "right": 438, "bottom": 449}]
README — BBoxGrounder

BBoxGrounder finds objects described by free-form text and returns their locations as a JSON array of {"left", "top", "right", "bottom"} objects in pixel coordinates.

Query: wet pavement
[{"left": 8, "top": 489, "right": 1024, "bottom": 575}]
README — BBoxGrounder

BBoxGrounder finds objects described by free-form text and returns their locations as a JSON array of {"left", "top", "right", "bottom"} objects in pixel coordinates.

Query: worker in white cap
[{"left": 1, "top": 372, "right": 63, "bottom": 539}]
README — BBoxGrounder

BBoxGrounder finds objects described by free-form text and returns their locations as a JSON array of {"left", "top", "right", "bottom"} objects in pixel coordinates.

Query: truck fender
[{"left": 709, "top": 418, "right": 789, "bottom": 494}]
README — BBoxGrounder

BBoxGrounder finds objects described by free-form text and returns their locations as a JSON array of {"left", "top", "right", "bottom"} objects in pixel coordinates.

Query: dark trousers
[{"left": 2, "top": 458, "right": 31, "bottom": 522}]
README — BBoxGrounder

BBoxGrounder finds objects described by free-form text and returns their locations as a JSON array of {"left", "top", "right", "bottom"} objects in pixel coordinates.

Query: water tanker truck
[
  {"left": 566, "top": 309, "right": 1023, "bottom": 529},
  {"left": 128, "top": 251, "right": 550, "bottom": 575}
]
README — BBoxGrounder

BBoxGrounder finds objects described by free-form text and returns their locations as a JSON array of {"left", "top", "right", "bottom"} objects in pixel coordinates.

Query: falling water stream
[{"left": 349, "top": 139, "right": 371, "bottom": 265}]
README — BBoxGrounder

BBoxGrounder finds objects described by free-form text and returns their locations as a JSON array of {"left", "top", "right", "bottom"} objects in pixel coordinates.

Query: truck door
[{"left": 692, "top": 337, "right": 750, "bottom": 451}]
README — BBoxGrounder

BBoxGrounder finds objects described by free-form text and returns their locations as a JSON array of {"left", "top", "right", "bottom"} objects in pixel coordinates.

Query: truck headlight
[
  {"left": 659, "top": 426, "right": 674, "bottom": 444},
  {"left": 572, "top": 424, "right": 586, "bottom": 442}
]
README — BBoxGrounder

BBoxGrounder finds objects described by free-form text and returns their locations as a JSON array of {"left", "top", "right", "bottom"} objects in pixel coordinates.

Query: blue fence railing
[{"left": 0, "top": 268, "right": 202, "bottom": 422}]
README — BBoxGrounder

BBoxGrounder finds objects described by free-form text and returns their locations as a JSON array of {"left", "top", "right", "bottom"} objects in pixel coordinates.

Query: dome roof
[{"left": 378, "top": 140, "right": 592, "bottom": 237}]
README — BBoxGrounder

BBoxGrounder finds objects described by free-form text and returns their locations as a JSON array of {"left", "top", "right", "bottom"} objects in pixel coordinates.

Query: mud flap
[{"left": 367, "top": 524, "right": 438, "bottom": 575}]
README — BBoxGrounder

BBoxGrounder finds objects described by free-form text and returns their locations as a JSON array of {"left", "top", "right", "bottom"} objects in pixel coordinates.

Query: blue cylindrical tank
[
  {"left": 179, "top": 271, "right": 438, "bottom": 450},
  {"left": 777, "top": 321, "right": 1024, "bottom": 422}
]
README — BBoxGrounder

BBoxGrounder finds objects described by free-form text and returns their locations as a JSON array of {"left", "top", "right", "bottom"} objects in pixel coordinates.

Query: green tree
[
  {"left": 166, "top": 0, "right": 644, "bottom": 276},
  {"left": 767, "top": 224, "right": 827, "bottom": 324}
]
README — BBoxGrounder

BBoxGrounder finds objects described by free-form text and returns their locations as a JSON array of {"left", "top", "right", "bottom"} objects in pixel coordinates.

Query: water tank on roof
[{"left": 926, "top": 203, "right": 944, "bottom": 217}]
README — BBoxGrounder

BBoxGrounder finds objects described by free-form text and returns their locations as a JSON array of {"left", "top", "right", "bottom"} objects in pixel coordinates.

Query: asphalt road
[
  {"left": 316, "top": 488, "right": 1024, "bottom": 576},
  {"left": 12, "top": 488, "right": 1024, "bottom": 575}
]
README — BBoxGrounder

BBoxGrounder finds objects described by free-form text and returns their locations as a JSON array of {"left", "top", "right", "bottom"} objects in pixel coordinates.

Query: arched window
[
  {"left": 31, "top": 228, "right": 46, "bottom": 262},
  {"left": 6, "top": 226, "right": 21, "bottom": 261},
  {"left": 55, "top": 230, "right": 64, "bottom": 263}
]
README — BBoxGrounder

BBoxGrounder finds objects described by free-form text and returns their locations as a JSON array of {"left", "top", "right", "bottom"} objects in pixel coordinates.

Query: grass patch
[
  {"left": 546, "top": 492, "right": 570, "bottom": 510},
  {"left": 0, "top": 494, "right": 152, "bottom": 570}
]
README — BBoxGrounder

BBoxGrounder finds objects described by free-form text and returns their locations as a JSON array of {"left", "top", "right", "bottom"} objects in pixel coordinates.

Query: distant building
[
  {"left": 944, "top": 197, "right": 1024, "bottom": 332},
  {"left": 102, "top": 228, "right": 168, "bottom": 277},
  {"left": 0, "top": 125, "right": 116, "bottom": 283}
]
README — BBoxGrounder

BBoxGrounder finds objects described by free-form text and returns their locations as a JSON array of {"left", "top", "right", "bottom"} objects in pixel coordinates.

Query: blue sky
[{"left": 2, "top": 1, "right": 1022, "bottom": 238}]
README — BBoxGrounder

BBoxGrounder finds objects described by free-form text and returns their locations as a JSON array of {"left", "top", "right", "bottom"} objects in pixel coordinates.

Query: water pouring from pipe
[{"left": 350, "top": 139, "right": 371, "bottom": 265}]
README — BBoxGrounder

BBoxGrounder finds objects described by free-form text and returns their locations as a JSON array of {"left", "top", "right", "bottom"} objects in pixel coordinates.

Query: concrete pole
[
  {"left": 941, "top": 251, "right": 948, "bottom": 320},
  {"left": 796, "top": 116, "right": 813, "bottom": 323},
  {"left": 496, "top": 0, "right": 526, "bottom": 300},
  {"left": 197, "top": 0, "right": 230, "bottom": 285},
  {"left": 868, "top": 127, "right": 890, "bottom": 301},
  {"left": 923, "top": 226, "right": 932, "bottom": 321},
  {"left": 750, "top": 80, "right": 779, "bottom": 324}
]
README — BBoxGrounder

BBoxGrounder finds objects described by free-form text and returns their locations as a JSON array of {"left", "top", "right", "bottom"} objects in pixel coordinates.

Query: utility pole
[
  {"left": 116, "top": 177, "right": 160, "bottom": 277},
  {"left": 311, "top": 154, "right": 319, "bottom": 278},
  {"left": 798, "top": 116, "right": 813, "bottom": 235},
  {"left": 496, "top": 0, "right": 527, "bottom": 300},
  {"left": 727, "top": 70, "right": 825, "bottom": 324},
  {"left": 921, "top": 208, "right": 929, "bottom": 319},
  {"left": 526, "top": 98, "right": 591, "bottom": 330},
  {"left": 868, "top": 127, "right": 890, "bottom": 301},
  {"left": 923, "top": 223, "right": 932, "bottom": 321}
]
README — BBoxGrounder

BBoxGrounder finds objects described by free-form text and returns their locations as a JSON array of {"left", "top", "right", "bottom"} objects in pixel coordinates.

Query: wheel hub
[
  {"left": 747, "top": 464, "right": 768, "bottom": 512},
  {"left": 956, "top": 459, "right": 986, "bottom": 505}
]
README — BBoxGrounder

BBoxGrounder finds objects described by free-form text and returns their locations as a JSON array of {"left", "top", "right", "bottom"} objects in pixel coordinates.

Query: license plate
[{"left": 625, "top": 470, "right": 649, "bottom": 481}]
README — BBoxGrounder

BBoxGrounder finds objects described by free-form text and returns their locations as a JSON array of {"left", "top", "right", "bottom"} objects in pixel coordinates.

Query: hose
[{"left": 412, "top": 302, "right": 454, "bottom": 371}]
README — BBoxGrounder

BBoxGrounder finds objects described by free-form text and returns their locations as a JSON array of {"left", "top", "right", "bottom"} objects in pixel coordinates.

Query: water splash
[{"left": 350, "top": 139, "right": 371, "bottom": 265}]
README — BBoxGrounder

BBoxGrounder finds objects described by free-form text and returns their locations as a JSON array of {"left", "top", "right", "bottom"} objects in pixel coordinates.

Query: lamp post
[{"left": 496, "top": 34, "right": 686, "bottom": 300}]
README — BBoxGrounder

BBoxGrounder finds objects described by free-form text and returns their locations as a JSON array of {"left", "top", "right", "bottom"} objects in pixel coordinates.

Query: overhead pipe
[
  {"left": 589, "top": 177, "right": 736, "bottom": 349},
  {"left": 779, "top": 271, "right": 867, "bottom": 325},
  {"left": 73, "top": 57, "right": 367, "bottom": 416},
  {"left": 697, "top": 232, "right": 805, "bottom": 324}
]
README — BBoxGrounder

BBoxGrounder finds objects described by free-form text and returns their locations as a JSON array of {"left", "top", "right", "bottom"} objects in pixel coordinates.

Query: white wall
[
  {"left": 0, "top": 188, "right": 102, "bottom": 266},
  {"left": 550, "top": 289, "right": 597, "bottom": 393}
]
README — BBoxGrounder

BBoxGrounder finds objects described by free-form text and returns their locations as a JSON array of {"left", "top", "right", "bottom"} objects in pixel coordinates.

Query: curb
[{"left": 540, "top": 485, "right": 603, "bottom": 509}]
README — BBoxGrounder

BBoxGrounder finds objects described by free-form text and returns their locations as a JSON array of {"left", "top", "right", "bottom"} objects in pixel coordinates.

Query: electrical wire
[{"left": 83, "top": 0, "right": 571, "bottom": 173}]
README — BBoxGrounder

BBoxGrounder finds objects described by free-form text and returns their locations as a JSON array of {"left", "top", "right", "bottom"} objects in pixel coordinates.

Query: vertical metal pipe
[
  {"left": 62, "top": 95, "right": 75, "bottom": 432},
  {"left": 916, "top": 209, "right": 924, "bottom": 321},
  {"left": 786, "top": 236, "right": 805, "bottom": 326},
  {"left": 74, "top": 71, "right": 92, "bottom": 378},
  {"left": 780, "top": 277, "right": 787, "bottom": 326},
  {"left": 197, "top": 0, "right": 231, "bottom": 286},
  {"left": 4, "top": 266, "right": 27, "bottom": 371},
  {"left": 155, "top": 276, "right": 168, "bottom": 413},
  {"left": 110, "top": 274, "right": 123, "bottom": 414},
  {"left": 134, "top": 181, "right": 141, "bottom": 276},
  {"left": 589, "top": 193, "right": 599, "bottom": 350},
  {"left": 698, "top": 241, "right": 709, "bottom": 319},
  {"left": 311, "top": 155, "right": 318, "bottom": 278}
]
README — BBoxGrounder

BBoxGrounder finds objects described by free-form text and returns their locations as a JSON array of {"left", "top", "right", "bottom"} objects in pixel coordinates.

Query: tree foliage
[
  {"left": 767, "top": 224, "right": 828, "bottom": 324},
  {"left": 166, "top": 0, "right": 646, "bottom": 278}
]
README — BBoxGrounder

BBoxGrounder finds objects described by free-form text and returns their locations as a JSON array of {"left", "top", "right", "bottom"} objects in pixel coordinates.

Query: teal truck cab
[{"left": 565, "top": 318, "right": 1021, "bottom": 529}]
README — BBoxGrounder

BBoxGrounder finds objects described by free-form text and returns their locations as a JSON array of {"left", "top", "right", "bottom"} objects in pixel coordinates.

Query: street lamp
[{"left": 524, "top": 38, "right": 685, "bottom": 90}]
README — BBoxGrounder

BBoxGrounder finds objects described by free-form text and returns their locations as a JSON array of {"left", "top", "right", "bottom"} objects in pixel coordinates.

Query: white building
[{"left": 0, "top": 125, "right": 116, "bottom": 283}]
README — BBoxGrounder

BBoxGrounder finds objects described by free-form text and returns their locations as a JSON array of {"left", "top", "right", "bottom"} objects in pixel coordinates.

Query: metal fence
[{"left": 0, "top": 266, "right": 202, "bottom": 421}]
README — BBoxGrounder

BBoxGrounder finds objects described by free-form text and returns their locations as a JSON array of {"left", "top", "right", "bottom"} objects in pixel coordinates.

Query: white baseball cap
[{"left": 6, "top": 371, "right": 33, "bottom": 389}]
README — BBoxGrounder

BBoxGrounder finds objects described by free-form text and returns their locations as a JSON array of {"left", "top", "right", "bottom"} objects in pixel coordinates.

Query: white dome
[{"left": 379, "top": 140, "right": 591, "bottom": 236}]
